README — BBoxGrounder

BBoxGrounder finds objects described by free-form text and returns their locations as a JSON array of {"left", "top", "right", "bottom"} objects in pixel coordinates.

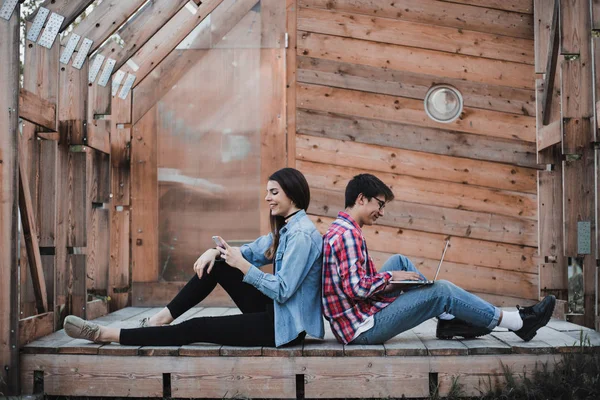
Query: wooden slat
[
  {"left": 60, "top": 0, "right": 147, "bottom": 54},
  {"left": 542, "top": 0, "right": 559, "bottom": 125},
  {"left": 297, "top": 134, "right": 537, "bottom": 193},
  {"left": 298, "top": 0, "right": 534, "bottom": 39},
  {"left": 67, "top": 150, "right": 87, "bottom": 246},
  {"left": 593, "top": 0, "right": 600, "bottom": 29},
  {"left": 560, "top": 0, "right": 590, "bottom": 55},
  {"left": 459, "top": 335, "right": 512, "bottom": 355},
  {"left": 110, "top": 96, "right": 132, "bottom": 207},
  {"left": 534, "top": 0, "right": 555, "bottom": 73},
  {"left": 537, "top": 118, "right": 561, "bottom": 151},
  {"left": 38, "top": 141, "right": 58, "bottom": 247},
  {"left": 108, "top": 207, "right": 130, "bottom": 311},
  {"left": 125, "top": 0, "right": 227, "bottom": 88},
  {"left": 563, "top": 118, "right": 592, "bottom": 155},
  {"left": 303, "top": 323, "right": 344, "bottom": 356},
  {"left": 310, "top": 188, "right": 537, "bottom": 247},
  {"left": 86, "top": 82, "right": 110, "bottom": 155},
  {"left": 299, "top": 160, "right": 538, "bottom": 220},
  {"left": 18, "top": 148, "right": 48, "bottom": 313},
  {"left": 58, "top": 61, "right": 88, "bottom": 145},
  {"left": 561, "top": 58, "right": 594, "bottom": 119},
  {"left": 86, "top": 208, "right": 109, "bottom": 293},
  {"left": 96, "top": 0, "right": 191, "bottom": 72},
  {"left": 383, "top": 330, "right": 427, "bottom": 356},
  {"left": 131, "top": 107, "right": 159, "bottom": 284},
  {"left": 562, "top": 147, "right": 595, "bottom": 255},
  {"left": 69, "top": 254, "right": 87, "bottom": 319},
  {"left": 537, "top": 167, "right": 567, "bottom": 299},
  {"left": 298, "top": 7, "right": 534, "bottom": 64},
  {"left": 26, "top": 1, "right": 95, "bottom": 31},
  {"left": 297, "top": 56, "right": 536, "bottom": 117},
  {"left": 412, "top": 319, "right": 468, "bottom": 355},
  {"left": 18, "top": 88, "right": 56, "bottom": 132},
  {"left": 301, "top": 357, "right": 430, "bottom": 398},
  {"left": 311, "top": 215, "right": 538, "bottom": 273},
  {"left": 131, "top": 0, "right": 258, "bottom": 124},
  {"left": 19, "top": 312, "right": 54, "bottom": 347},
  {"left": 297, "top": 83, "right": 536, "bottom": 143},
  {"left": 491, "top": 331, "right": 555, "bottom": 353},
  {"left": 535, "top": 78, "right": 562, "bottom": 164},
  {"left": 86, "top": 299, "right": 109, "bottom": 321},
  {"left": 432, "top": 354, "right": 559, "bottom": 397},
  {"left": 298, "top": 32, "right": 535, "bottom": 90},
  {"left": 428, "top": 0, "right": 534, "bottom": 14},
  {"left": 297, "top": 110, "right": 537, "bottom": 168},
  {"left": 369, "top": 251, "right": 538, "bottom": 301},
  {"left": 287, "top": 0, "right": 298, "bottom": 167}
]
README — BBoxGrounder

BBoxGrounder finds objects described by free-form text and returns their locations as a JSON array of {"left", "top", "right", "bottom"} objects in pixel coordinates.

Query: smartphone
[{"left": 212, "top": 236, "right": 226, "bottom": 248}]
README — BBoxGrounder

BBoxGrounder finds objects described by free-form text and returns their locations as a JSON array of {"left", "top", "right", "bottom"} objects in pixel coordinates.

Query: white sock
[
  {"left": 438, "top": 312, "right": 455, "bottom": 321},
  {"left": 498, "top": 311, "right": 523, "bottom": 331}
]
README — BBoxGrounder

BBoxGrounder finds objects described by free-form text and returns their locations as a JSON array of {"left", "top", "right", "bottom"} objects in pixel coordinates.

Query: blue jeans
[{"left": 351, "top": 254, "right": 501, "bottom": 345}]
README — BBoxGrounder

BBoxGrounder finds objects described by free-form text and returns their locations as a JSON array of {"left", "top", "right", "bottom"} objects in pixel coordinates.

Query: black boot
[
  {"left": 436, "top": 318, "right": 492, "bottom": 340},
  {"left": 513, "top": 295, "right": 556, "bottom": 341}
]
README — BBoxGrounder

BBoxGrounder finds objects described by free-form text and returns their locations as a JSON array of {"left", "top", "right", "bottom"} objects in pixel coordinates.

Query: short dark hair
[{"left": 344, "top": 174, "right": 394, "bottom": 208}]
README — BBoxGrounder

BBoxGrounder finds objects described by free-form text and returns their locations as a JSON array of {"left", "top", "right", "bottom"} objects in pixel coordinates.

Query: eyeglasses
[{"left": 372, "top": 197, "right": 386, "bottom": 211}]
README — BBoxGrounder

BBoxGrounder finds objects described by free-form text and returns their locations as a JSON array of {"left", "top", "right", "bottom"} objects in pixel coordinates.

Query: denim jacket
[{"left": 241, "top": 210, "right": 324, "bottom": 346}]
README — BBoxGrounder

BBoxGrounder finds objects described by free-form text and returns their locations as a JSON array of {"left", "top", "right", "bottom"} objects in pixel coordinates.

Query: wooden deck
[{"left": 20, "top": 307, "right": 600, "bottom": 398}]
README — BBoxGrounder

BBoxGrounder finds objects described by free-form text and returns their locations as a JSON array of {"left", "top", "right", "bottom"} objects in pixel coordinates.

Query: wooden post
[
  {"left": 286, "top": 0, "right": 298, "bottom": 168},
  {"left": 0, "top": 4, "right": 21, "bottom": 394}
]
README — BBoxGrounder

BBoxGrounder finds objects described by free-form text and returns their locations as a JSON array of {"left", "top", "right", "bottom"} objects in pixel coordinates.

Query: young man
[{"left": 322, "top": 173, "right": 555, "bottom": 345}]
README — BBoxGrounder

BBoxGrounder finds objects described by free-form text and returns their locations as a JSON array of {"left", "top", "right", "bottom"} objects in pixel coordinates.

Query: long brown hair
[{"left": 264, "top": 168, "right": 310, "bottom": 259}]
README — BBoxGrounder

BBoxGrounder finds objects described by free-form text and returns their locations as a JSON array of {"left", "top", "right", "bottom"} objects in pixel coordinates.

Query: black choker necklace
[{"left": 284, "top": 209, "right": 302, "bottom": 221}]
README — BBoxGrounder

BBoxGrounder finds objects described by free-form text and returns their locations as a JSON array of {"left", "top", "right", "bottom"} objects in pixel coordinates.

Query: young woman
[{"left": 64, "top": 168, "right": 324, "bottom": 347}]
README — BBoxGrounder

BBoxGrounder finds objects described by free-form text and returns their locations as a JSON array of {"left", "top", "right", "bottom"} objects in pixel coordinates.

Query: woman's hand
[
  {"left": 193, "top": 248, "right": 220, "bottom": 279},
  {"left": 215, "top": 237, "right": 252, "bottom": 274}
]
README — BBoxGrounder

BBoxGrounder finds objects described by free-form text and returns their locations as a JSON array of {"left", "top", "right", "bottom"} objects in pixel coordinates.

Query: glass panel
[{"left": 157, "top": 0, "right": 284, "bottom": 281}]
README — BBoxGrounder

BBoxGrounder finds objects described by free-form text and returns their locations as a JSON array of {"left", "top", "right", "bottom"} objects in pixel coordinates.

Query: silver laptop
[{"left": 389, "top": 239, "right": 450, "bottom": 285}]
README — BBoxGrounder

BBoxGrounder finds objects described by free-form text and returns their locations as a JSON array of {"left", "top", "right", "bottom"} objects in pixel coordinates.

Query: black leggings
[{"left": 119, "top": 260, "right": 277, "bottom": 346}]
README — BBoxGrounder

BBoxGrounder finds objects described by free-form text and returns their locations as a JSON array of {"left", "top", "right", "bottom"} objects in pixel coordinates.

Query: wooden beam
[
  {"left": 560, "top": 0, "right": 590, "bottom": 55},
  {"left": 58, "top": 62, "right": 88, "bottom": 145},
  {"left": 19, "top": 312, "right": 54, "bottom": 346},
  {"left": 286, "top": 0, "right": 298, "bottom": 168},
  {"left": 26, "top": 0, "right": 95, "bottom": 32},
  {"left": 96, "top": 0, "right": 191, "bottom": 72},
  {"left": 542, "top": 0, "right": 559, "bottom": 125},
  {"left": 124, "top": 0, "right": 227, "bottom": 88},
  {"left": 0, "top": 5, "right": 20, "bottom": 394},
  {"left": 67, "top": 150, "right": 87, "bottom": 247},
  {"left": 534, "top": 0, "right": 555, "bottom": 73},
  {"left": 60, "top": 0, "right": 147, "bottom": 54},
  {"left": 131, "top": 106, "right": 159, "bottom": 285},
  {"left": 18, "top": 144, "right": 49, "bottom": 314},
  {"left": 537, "top": 119, "right": 561, "bottom": 151},
  {"left": 69, "top": 254, "right": 87, "bottom": 318},
  {"left": 86, "top": 81, "right": 111, "bottom": 154},
  {"left": 19, "top": 88, "right": 56, "bottom": 132}
]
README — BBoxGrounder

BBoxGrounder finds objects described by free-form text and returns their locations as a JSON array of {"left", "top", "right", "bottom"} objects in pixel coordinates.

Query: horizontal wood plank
[
  {"left": 298, "top": 7, "right": 534, "bottom": 64},
  {"left": 297, "top": 56, "right": 536, "bottom": 116},
  {"left": 19, "top": 88, "right": 56, "bottom": 132},
  {"left": 299, "top": 160, "right": 538, "bottom": 220},
  {"left": 310, "top": 188, "right": 537, "bottom": 246},
  {"left": 369, "top": 250, "right": 538, "bottom": 300},
  {"left": 298, "top": 32, "right": 536, "bottom": 89},
  {"left": 298, "top": 0, "right": 534, "bottom": 39},
  {"left": 537, "top": 118, "right": 561, "bottom": 151},
  {"left": 310, "top": 215, "right": 538, "bottom": 273},
  {"left": 297, "top": 109, "right": 538, "bottom": 168},
  {"left": 297, "top": 134, "right": 537, "bottom": 193},
  {"left": 297, "top": 83, "right": 536, "bottom": 142},
  {"left": 442, "top": 0, "right": 533, "bottom": 14},
  {"left": 19, "top": 312, "right": 54, "bottom": 346}
]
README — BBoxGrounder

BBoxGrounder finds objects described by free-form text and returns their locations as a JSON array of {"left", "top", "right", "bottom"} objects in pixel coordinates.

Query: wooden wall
[{"left": 293, "top": 0, "right": 539, "bottom": 306}]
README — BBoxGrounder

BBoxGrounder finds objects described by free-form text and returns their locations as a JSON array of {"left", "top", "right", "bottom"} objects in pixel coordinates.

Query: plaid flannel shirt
[{"left": 322, "top": 212, "right": 396, "bottom": 344}]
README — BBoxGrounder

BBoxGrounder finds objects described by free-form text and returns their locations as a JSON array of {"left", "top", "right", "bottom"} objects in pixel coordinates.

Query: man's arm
[{"left": 334, "top": 230, "right": 392, "bottom": 300}]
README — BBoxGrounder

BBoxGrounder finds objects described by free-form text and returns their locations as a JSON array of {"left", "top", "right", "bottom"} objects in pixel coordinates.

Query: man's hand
[
  {"left": 193, "top": 248, "right": 220, "bottom": 279},
  {"left": 390, "top": 271, "right": 423, "bottom": 282}
]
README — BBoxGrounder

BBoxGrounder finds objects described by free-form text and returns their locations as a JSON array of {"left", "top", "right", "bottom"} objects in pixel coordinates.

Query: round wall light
[{"left": 423, "top": 85, "right": 463, "bottom": 123}]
